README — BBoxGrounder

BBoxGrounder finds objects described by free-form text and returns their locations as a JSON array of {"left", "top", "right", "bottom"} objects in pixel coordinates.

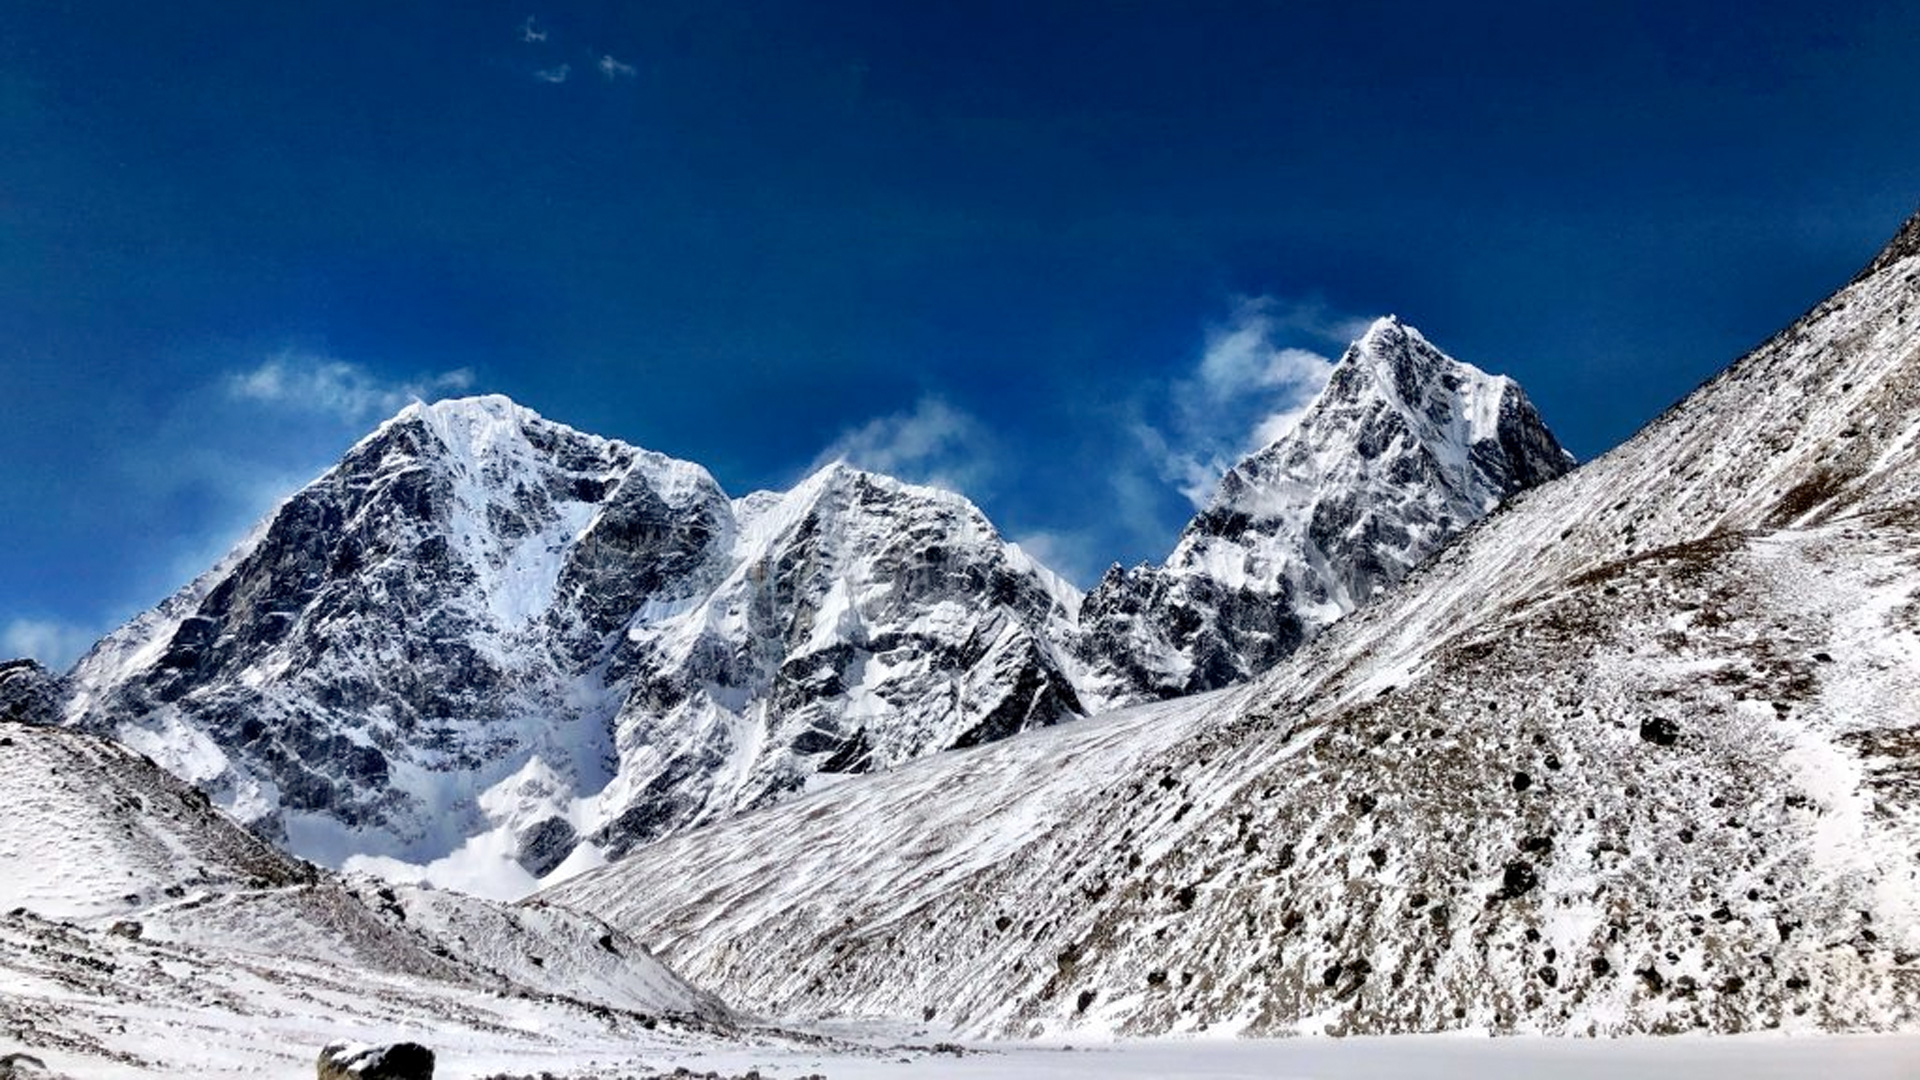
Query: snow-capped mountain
[
  {"left": 63, "top": 396, "right": 1084, "bottom": 892},
  {"left": 54, "top": 323, "right": 1572, "bottom": 894},
  {"left": 1077, "top": 316, "right": 1573, "bottom": 707},
  {"left": 546, "top": 210, "right": 1920, "bottom": 1036}
]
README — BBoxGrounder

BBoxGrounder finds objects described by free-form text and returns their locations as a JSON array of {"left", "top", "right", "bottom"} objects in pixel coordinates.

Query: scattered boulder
[
  {"left": 1638, "top": 717, "right": 1680, "bottom": 746},
  {"left": 1497, "top": 860, "right": 1539, "bottom": 900},
  {"left": 107, "top": 919, "right": 143, "bottom": 940},
  {"left": 317, "top": 1041, "right": 434, "bottom": 1080},
  {"left": 0, "top": 1052, "right": 49, "bottom": 1078}
]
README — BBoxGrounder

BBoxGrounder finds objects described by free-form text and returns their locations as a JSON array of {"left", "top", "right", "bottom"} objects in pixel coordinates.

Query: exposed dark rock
[
  {"left": 0, "top": 1052, "right": 49, "bottom": 1079},
  {"left": 514, "top": 816, "right": 579, "bottom": 878},
  {"left": 0, "top": 660, "right": 63, "bottom": 725},
  {"left": 316, "top": 1041, "right": 434, "bottom": 1079},
  {"left": 1639, "top": 717, "right": 1681, "bottom": 746},
  {"left": 1498, "top": 860, "right": 1539, "bottom": 899}
]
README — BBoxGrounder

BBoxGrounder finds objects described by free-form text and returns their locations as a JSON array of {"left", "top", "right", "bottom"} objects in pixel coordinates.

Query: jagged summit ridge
[
  {"left": 65, "top": 399, "right": 1088, "bottom": 893},
  {"left": 1075, "top": 316, "right": 1574, "bottom": 707},
  {"left": 591, "top": 455, "right": 1087, "bottom": 857}
]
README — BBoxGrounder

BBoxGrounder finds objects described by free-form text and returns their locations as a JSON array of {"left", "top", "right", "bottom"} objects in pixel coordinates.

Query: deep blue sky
[{"left": 3, "top": 1, "right": 1917, "bottom": 667}]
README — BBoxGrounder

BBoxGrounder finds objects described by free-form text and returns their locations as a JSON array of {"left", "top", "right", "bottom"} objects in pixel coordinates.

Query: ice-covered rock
[
  {"left": 1077, "top": 317, "right": 1573, "bottom": 706},
  {"left": 316, "top": 1041, "right": 433, "bottom": 1080}
]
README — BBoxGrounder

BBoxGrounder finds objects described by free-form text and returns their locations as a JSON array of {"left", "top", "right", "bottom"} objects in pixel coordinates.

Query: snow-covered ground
[
  {"left": 654, "top": 1033, "right": 1920, "bottom": 1080},
  {"left": 6, "top": 918, "right": 1916, "bottom": 1080}
]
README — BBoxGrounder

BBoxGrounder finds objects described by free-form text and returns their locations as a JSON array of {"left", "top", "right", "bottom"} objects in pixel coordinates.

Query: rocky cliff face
[
  {"left": 64, "top": 397, "right": 1083, "bottom": 890},
  {"left": 547, "top": 213, "right": 1920, "bottom": 1037},
  {"left": 1077, "top": 317, "right": 1574, "bottom": 707},
  {"left": 593, "top": 461, "right": 1084, "bottom": 857},
  {"left": 0, "top": 659, "right": 63, "bottom": 725},
  {"left": 67, "top": 397, "right": 731, "bottom": 874}
]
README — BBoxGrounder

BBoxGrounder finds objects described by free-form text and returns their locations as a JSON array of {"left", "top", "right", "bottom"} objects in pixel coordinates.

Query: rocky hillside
[
  {"left": 1076, "top": 317, "right": 1573, "bottom": 707},
  {"left": 546, "top": 211, "right": 1920, "bottom": 1037}
]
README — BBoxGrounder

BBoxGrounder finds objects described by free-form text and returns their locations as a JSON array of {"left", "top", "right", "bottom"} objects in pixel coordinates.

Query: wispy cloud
[
  {"left": 815, "top": 396, "right": 996, "bottom": 497},
  {"left": 15, "top": 353, "right": 493, "bottom": 666},
  {"left": 1137, "top": 295, "right": 1366, "bottom": 509},
  {"left": 1008, "top": 529, "right": 1102, "bottom": 589},
  {"left": 511, "top": 17, "right": 636, "bottom": 90},
  {"left": 225, "top": 353, "right": 475, "bottom": 425},
  {"left": 3, "top": 617, "right": 101, "bottom": 671}
]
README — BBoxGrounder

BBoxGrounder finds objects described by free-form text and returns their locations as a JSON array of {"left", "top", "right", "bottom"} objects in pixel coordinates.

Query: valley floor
[
  {"left": 658, "top": 1034, "right": 1920, "bottom": 1080},
  {"left": 8, "top": 933, "right": 1916, "bottom": 1080}
]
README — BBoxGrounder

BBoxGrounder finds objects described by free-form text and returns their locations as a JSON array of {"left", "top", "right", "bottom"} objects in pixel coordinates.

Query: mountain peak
[
  {"left": 1355, "top": 312, "right": 1407, "bottom": 344},
  {"left": 1074, "top": 318, "right": 1574, "bottom": 706},
  {"left": 396, "top": 392, "right": 532, "bottom": 425},
  {"left": 1343, "top": 313, "right": 1447, "bottom": 380}
]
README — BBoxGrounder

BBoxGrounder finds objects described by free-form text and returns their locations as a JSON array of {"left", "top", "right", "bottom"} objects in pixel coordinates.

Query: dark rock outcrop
[
  {"left": 316, "top": 1041, "right": 434, "bottom": 1080},
  {"left": 0, "top": 660, "right": 63, "bottom": 725}
]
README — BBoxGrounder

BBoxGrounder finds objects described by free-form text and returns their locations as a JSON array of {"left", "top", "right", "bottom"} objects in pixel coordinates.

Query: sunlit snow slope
[
  {"left": 0, "top": 716, "right": 743, "bottom": 1077},
  {"left": 550, "top": 210, "right": 1920, "bottom": 1037}
]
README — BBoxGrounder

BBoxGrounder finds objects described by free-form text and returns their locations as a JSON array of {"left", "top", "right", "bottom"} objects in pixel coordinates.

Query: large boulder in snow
[{"left": 316, "top": 1041, "right": 433, "bottom": 1080}]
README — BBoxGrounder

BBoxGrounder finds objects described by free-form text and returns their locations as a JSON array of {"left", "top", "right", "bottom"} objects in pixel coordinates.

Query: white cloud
[
  {"left": 1247, "top": 296, "right": 1376, "bottom": 349},
  {"left": 598, "top": 54, "right": 637, "bottom": 80},
  {"left": 815, "top": 397, "right": 995, "bottom": 497},
  {"left": 1186, "top": 298, "right": 1340, "bottom": 419},
  {"left": 224, "top": 353, "right": 475, "bottom": 425},
  {"left": 519, "top": 16, "right": 548, "bottom": 43},
  {"left": 1008, "top": 529, "right": 1101, "bottom": 589},
  {"left": 535, "top": 64, "right": 570, "bottom": 84},
  {"left": 3, "top": 617, "right": 101, "bottom": 671},
  {"left": 1138, "top": 295, "right": 1364, "bottom": 510}
]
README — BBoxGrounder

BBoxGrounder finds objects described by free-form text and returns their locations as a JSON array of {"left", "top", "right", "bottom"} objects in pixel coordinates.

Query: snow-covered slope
[
  {"left": 0, "top": 706, "right": 314, "bottom": 923},
  {"left": 1077, "top": 317, "right": 1573, "bottom": 707},
  {"left": 0, "top": 717, "right": 751, "bottom": 1076},
  {"left": 547, "top": 211, "right": 1920, "bottom": 1037},
  {"left": 64, "top": 397, "right": 1084, "bottom": 891},
  {"left": 0, "top": 718, "right": 727, "bottom": 1015}
]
